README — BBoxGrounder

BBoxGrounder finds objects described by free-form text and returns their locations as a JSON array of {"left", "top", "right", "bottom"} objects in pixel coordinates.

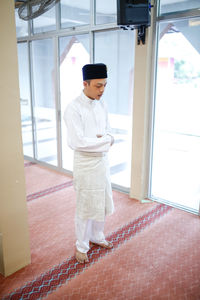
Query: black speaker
[{"left": 117, "top": 0, "right": 151, "bottom": 28}]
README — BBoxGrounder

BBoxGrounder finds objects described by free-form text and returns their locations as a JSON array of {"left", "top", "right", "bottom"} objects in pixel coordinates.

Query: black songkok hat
[{"left": 82, "top": 63, "right": 107, "bottom": 80}]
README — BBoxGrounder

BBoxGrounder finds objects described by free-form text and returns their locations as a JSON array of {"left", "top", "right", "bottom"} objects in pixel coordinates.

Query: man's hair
[{"left": 85, "top": 80, "right": 91, "bottom": 85}]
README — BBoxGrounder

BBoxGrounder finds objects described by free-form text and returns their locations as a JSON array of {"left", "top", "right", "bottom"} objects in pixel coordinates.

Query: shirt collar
[{"left": 81, "top": 91, "right": 97, "bottom": 105}]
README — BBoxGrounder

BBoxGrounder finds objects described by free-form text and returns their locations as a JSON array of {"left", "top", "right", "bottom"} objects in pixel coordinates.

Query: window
[
  {"left": 31, "top": 39, "right": 58, "bottom": 165},
  {"left": 15, "top": 1, "right": 134, "bottom": 190},
  {"left": 150, "top": 17, "right": 200, "bottom": 213},
  {"left": 95, "top": 30, "right": 135, "bottom": 187},
  {"left": 95, "top": 0, "right": 117, "bottom": 24},
  {"left": 15, "top": 10, "right": 28, "bottom": 37},
  {"left": 60, "top": 0, "right": 90, "bottom": 28},
  {"left": 17, "top": 42, "right": 33, "bottom": 157},
  {"left": 32, "top": 6, "right": 56, "bottom": 34},
  {"left": 160, "top": 0, "right": 200, "bottom": 15}
]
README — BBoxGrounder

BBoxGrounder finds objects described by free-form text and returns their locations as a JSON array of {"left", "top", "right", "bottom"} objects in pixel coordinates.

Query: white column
[
  {"left": 0, "top": 0, "right": 31, "bottom": 276},
  {"left": 130, "top": 9, "right": 155, "bottom": 202}
]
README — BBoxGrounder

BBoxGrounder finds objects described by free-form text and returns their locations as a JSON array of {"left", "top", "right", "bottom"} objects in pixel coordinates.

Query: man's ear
[{"left": 83, "top": 81, "right": 88, "bottom": 88}]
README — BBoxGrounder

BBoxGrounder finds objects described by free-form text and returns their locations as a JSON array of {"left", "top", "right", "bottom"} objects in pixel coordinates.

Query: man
[{"left": 63, "top": 63, "right": 114, "bottom": 264}]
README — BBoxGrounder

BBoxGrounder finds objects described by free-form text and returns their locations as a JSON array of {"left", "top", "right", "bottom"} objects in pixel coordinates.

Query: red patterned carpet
[
  {"left": 48, "top": 209, "right": 200, "bottom": 300},
  {"left": 0, "top": 162, "right": 200, "bottom": 300}
]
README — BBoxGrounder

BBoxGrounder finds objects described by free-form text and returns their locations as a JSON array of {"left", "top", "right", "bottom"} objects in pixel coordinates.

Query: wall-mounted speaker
[{"left": 117, "top": 0, "right": 151, "bottom": 28}]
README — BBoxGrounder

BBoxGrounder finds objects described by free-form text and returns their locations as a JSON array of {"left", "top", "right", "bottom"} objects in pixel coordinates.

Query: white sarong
[{"left": 73, "top": 151, "right": 114, "bottom": 222}]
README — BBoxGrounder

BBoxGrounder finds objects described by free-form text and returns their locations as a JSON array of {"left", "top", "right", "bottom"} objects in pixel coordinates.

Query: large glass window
[
  {"left": 95, "top": 0, "right": 117, "bottom": 25},
  {"left": 15, "top": 10, "right": 28, "bottom": 37},
  {"left": 95, "top": 30, "right": 135, "bottom": 188},
  {"left": 17, "top": 42, "right": 33, "bottom": 158},
  {"left": 160, "top": 0, "right": 200, "bottom": 15},
  {"left": 150, "top": 17, "right": 200, "bottom": 213},
  {"left": 32, "top": 6, "right": 56, "bottom": 34},
  {"left": 60, "top": 0, "right": 90, "bottom": 28},
  {"left": 15, "top": 1, "right": 135, "bottom": 190},
  {"left": 60, "top": 34, "right": 90, "bottom": 171},
  {"left": 31, "top": 39, "right": 58, "bottom": 166}
]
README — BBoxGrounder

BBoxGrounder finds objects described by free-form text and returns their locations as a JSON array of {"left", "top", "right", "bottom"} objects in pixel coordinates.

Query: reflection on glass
[
  {"left": 160, "top": 0, "right": 200, "bottom": 15},
  {"left": 17, "top": 42, "right": 33, "bottom": 157},
  {"left": 151, "top": 18, "right": 200, "bottom": 212},
  {"left": 95, "top": 30, "right": 135, "bottom": 188},
  {"left": 60, "top": 35, "right": 90, "bottom": 171},
  {"left": 15, "top": 9, "right": 28, "bottom": 37},
  {"left": 33, "top": 6, "right": 56, "bottom": 34},
  {"left": 31, "top": 39, "right": 57, "bottom": 166},
  {"left": 60, "top": 0, "right": 90, "bottom": 28},
  {"left": 95, "top": 0, "right": 117, "bottom": 24}
]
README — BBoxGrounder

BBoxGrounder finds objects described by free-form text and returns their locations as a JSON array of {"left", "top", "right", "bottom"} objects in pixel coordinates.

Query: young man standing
[{"left": 64, "top": 63, "right": 114, "bottom": 263}]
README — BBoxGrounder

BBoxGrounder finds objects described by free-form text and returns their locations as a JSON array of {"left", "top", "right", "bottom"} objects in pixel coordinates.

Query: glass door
[
  {"left": 31, "top": 38, "right": 58, "bottom": 166},
  {"left": 150, "top": 17, "right": 200, "bottom": 213}
]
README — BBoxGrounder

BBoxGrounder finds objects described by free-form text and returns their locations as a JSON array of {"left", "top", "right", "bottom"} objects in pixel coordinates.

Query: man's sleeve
[{"left": 63, "top": 105, "right": 112, "bottom": 152}]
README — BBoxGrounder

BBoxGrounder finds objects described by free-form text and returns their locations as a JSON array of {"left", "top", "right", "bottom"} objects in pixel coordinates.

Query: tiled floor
[{"left": 0, "top": 162, "right": 200, "bottom": 300}]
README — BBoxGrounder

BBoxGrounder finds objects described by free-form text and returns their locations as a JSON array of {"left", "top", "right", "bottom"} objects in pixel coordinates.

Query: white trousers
[{"left": 75, "top": 216, "right": 106, "bottom": 253}]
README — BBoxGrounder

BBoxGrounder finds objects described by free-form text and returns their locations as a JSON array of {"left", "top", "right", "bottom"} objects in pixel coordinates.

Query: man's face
[{"left": 83, "top": 78, "right": 107, "bottom": 100}]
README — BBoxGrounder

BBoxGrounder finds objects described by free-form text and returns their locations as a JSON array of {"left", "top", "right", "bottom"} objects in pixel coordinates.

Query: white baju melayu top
[{"left": 63, "top": 91, "right": 114, "bottom": 222}]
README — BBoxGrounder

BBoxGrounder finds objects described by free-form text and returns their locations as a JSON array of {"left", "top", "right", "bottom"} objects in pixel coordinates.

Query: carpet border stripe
[
  {"left": 24, "top": 162, "right": 36, "bottom": 167},
  {"left": 27, "top": 181, "right": 73, "bottom": 202},
  {"left": 3, "top": 203, "right": 173, "bottom": 300}
]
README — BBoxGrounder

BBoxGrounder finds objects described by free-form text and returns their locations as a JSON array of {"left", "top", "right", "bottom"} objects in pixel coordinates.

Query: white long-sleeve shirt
[{"left": 63, "top": 91, "right": 112, "bottom": 153}]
